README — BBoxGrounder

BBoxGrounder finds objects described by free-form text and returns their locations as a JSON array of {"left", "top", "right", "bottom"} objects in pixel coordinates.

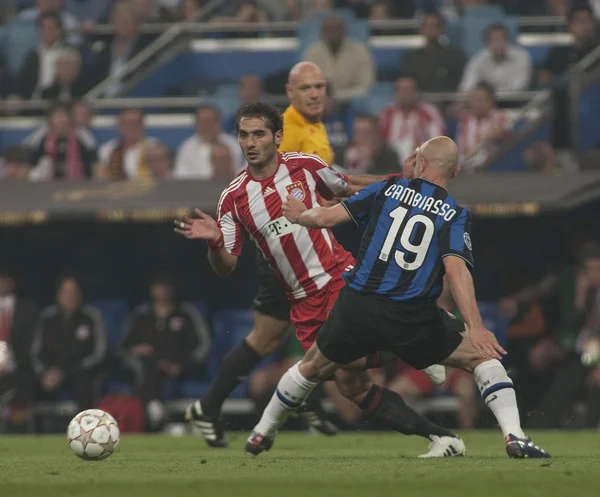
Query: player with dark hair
[
  {"left": 182, "top": 62, "right": 446, "bottom": 448},
  {"left": 249, "top": 136, "right": 550, "bottom": 459},
  {"left": 176, "top": 103, "right": 464, "bottom": 457}
]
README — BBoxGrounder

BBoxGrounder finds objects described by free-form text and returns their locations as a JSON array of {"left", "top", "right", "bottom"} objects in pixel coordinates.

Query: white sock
[
  {"left": 473, "top": 359, "right": 525, "bottom": 439},
  {"left": 254, "top": 362, "right": 318, "bottom": 436}
]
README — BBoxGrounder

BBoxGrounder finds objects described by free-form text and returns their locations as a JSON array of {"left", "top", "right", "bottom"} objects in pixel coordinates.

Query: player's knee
[{"left": 246, "top": 323, "right": 287, "bottom": 355}]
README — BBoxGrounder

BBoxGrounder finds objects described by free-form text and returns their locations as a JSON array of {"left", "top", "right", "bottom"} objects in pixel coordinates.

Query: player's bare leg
[
  {"left": 441, "top": 337, "right": 550, "bottom": 458},
  {"left": 246, "top": 343, "right": 464, "bottom": 457}
]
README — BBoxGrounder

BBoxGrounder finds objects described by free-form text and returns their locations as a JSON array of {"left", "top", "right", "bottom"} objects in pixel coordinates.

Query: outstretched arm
[
  {"left": 444, "top": 255, "right": 506, "bottom": 360},
  {"left": 283, "top": 197, "right": 351, "bottom": 229},
  {"left": 174, "top": 209, "right": 238, "bottom": 276}
]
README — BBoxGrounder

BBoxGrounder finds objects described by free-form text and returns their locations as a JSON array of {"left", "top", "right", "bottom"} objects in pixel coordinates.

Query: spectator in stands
[
  {"left": 238, "top": 73, "right": 263, "bottom": 104},
  {"left": 132, "top": 0, "right": 161, "bottom": 23},
  {"left": 29, "top": 102, "right": 99, "bottom": 180},
  {"left": 209, "top": 143, "right": 236, "bottom": 181},
  {"left": 97, "top": 108, "right": 158, "bottom": 179},
  {"left": 378, "top": 76, "right": 446, "bottom": 162},
  {"left": 0, "top": 146, "right": 32, "bottom": 181},
  {"left": 456, "top": 83, "right": 509, "bottom": 160},
  {"left": 211, "top": 1, "right": 269, "bottom": 25},
  {"left": 64, "top": 0, "right": 113, "bottom": 24},
  {"left": 322, "top": 83, "right": 351, "bottom": 163},
  {"left": 18, "top": 12, "right": 67, "bottom": 100},
  {"left": 18, "top": 0, "right": 81, "bottom": 46},
  {"left": 529, "top": 246, "right": 600, "bottom": 429},
  {"left": 223, "top": 74, "right": 264, "bottom": 132},
  {"left": 399, "top": 12, "right": 466, "bottom": 93},
  {"left": 0, "top": 266, "right": 37, "bottom": 429},
  {"left": 523, "top": 141, "right": 580, "bottom": 174},
  {"left": 93, "top": 3, "right": 150, "bottom": 97},
  {"left": 257, "top": 0, "right": 306, "bottom": 21},
  {"left": 40, "top": 48, "right": 88, "bottom": 102},
  {"left": 173, "top": 105, "right": 242, "bottom": 180},
  {"left": 180, "top": 0, "right": 202, "bottom": 21},
  {"left": 120, "top": 272, "right": 211, "bottom": 430},
  {"left": 335, "top": 0, "right": 414, "bottom": 18},
  {"left": 305, "top": 14, "right": 375, "bottom": 101},
  {"left": 71, "top": 99, "right": 94, "bottom": 129},
  {"left": 31, "top": 275, "right": 107, "bottom": 410},
  {"left": 460, "top": 23, "right": 532, "bottom": 93},
  {"left": 341, "top": 114, "right": 399, "bottom": 174},
  {"left": 146, "top": 142, "right": 172, "bottom": 180},
  {"left": 538, "top": 6, "right": 599, "bottom": 85}
]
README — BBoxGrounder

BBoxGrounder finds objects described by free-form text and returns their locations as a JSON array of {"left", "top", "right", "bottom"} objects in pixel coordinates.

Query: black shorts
[
  {"left": 251, "top": 252, "right": 291, "bottom": 322},
  {"left": 316, "top": 286, "right": 464, "bottom": 370}
]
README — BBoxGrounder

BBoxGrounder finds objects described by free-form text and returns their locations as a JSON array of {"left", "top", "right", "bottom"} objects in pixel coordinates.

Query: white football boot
[{"left": 418, "top": 435, "right": 466, "bottom": 458}]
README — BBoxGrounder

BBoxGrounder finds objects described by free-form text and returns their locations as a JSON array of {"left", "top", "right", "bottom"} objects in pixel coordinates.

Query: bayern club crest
[{"left": 286, "top": 181, "right": 305, "bottom": 201}]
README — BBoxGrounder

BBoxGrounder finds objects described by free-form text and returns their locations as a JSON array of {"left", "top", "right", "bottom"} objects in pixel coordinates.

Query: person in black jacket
[
  {"left": 31, "top": 275, "right": 107, "bottom": 410},
  {"left": 18, "top": 11, "right": 67, "bottom": 100},
  {"left": 91, "top": 3, "right": 150, "bottom": 96},
  {"left": 121, "top": 272, "right": 211, "bottom": 429},
  {"left": 41, "top": 48, "right": 89, "bottom": 102},
  {"left": 399, "top": 12, "right": 466, "bottom": 93},
  {"left": 0, "top": 266, "right": 38, "bottom": 420}
]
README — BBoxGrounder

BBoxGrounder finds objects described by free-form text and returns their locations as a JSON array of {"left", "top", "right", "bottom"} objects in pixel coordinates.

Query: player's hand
[
  {"left": 174, "top": 209, "right": 221, "bottom": 241},
  {"left": 468, "top": 326, "right": 507, "bottom": 361},
  {"left": 283, "top": 195, "right": 307, "bottom": 223}
]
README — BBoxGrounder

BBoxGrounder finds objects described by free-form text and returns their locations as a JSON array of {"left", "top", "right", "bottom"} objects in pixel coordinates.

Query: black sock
[
  {"left": 201, "top": 339, "right": 263, "bottom": 417},
  {"left": 359, "top": 385, "right": 456, "bottom": 440}
]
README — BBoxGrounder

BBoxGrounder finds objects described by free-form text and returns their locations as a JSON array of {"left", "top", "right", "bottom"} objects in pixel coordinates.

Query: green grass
[{"left": 0, "top": 431, "right": 598, "bottom": 497}]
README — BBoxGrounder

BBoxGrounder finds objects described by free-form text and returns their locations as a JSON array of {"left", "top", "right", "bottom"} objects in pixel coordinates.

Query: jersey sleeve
[
  {"left": 439, "top": 207, "right": 474, "bottom": 268},
  {"left": 301, "top": 154, "right": 349, "bottom": 200},
  {"left": 216, "top": 190, "right": 243, "bottom": 256},
  {"left": 340, "top": 181, "right": 386, "bottom": 226}
]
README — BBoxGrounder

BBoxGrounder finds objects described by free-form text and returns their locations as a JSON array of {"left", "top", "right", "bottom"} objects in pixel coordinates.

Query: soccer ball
[{"left": 67, "top": 409, "right": 120, "bottom": 460}]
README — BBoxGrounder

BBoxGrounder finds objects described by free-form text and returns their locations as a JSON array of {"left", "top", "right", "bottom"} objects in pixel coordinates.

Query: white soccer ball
[{"left": 67, "top": 409, "right": 120, "bottom": 460}]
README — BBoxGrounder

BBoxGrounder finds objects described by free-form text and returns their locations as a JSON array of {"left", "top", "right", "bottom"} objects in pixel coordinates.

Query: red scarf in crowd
[{"left": 43, "top": 130, "right": 85, "bottom": 180}]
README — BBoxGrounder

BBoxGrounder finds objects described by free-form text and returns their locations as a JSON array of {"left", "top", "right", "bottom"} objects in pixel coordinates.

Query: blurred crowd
[
  {"left": 1, "top": 0, "right": 600, "bottom": 181},
  {"left": 0, "top": 267, "right": 212, "bottom": 432}
]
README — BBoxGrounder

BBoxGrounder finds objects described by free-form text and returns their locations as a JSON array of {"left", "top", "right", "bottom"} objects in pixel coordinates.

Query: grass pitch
[{"left": 0, "top": 431, "right": 598, "bottom": 497}]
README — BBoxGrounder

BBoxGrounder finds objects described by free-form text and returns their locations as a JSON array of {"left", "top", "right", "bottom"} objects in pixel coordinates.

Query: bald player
[{"left": 249, "top": 137, "right": 551, "bottom": 459}]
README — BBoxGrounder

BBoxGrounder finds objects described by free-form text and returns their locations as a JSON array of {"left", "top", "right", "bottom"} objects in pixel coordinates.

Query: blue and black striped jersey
[{"left": 341, "top": 177, "right": 474, "bottom": 303}]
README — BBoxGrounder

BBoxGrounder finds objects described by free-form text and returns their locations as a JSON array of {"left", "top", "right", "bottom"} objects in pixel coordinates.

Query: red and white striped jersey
[
  {"left": 457, "top": 109, "right": 509, "bottom": 159},
  {"left": 379, "top": 103, "right": 446, "bottom": 162},
  {"left": 217, "top": 152, "right": 355, "bottom": 301}
]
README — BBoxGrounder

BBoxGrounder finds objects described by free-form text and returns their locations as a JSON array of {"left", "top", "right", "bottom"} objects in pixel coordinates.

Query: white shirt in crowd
[
  {"left": 378, "top": 103, "right": 446, "bottom": 162},
  {"left": 457, "top": 109, "right": 509, "bottom": 160},
  {"left": 98, "top": 137, "right": 158, "bottom": 179},
  {"left": 38, "top": 42, "right": 64, "bottom": 95},
  {"left": 173, "top": 133, "right": 242, "bottom": 180},
  {"left": 460, "top": 45, "right": 533, "bottom": 93}
]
